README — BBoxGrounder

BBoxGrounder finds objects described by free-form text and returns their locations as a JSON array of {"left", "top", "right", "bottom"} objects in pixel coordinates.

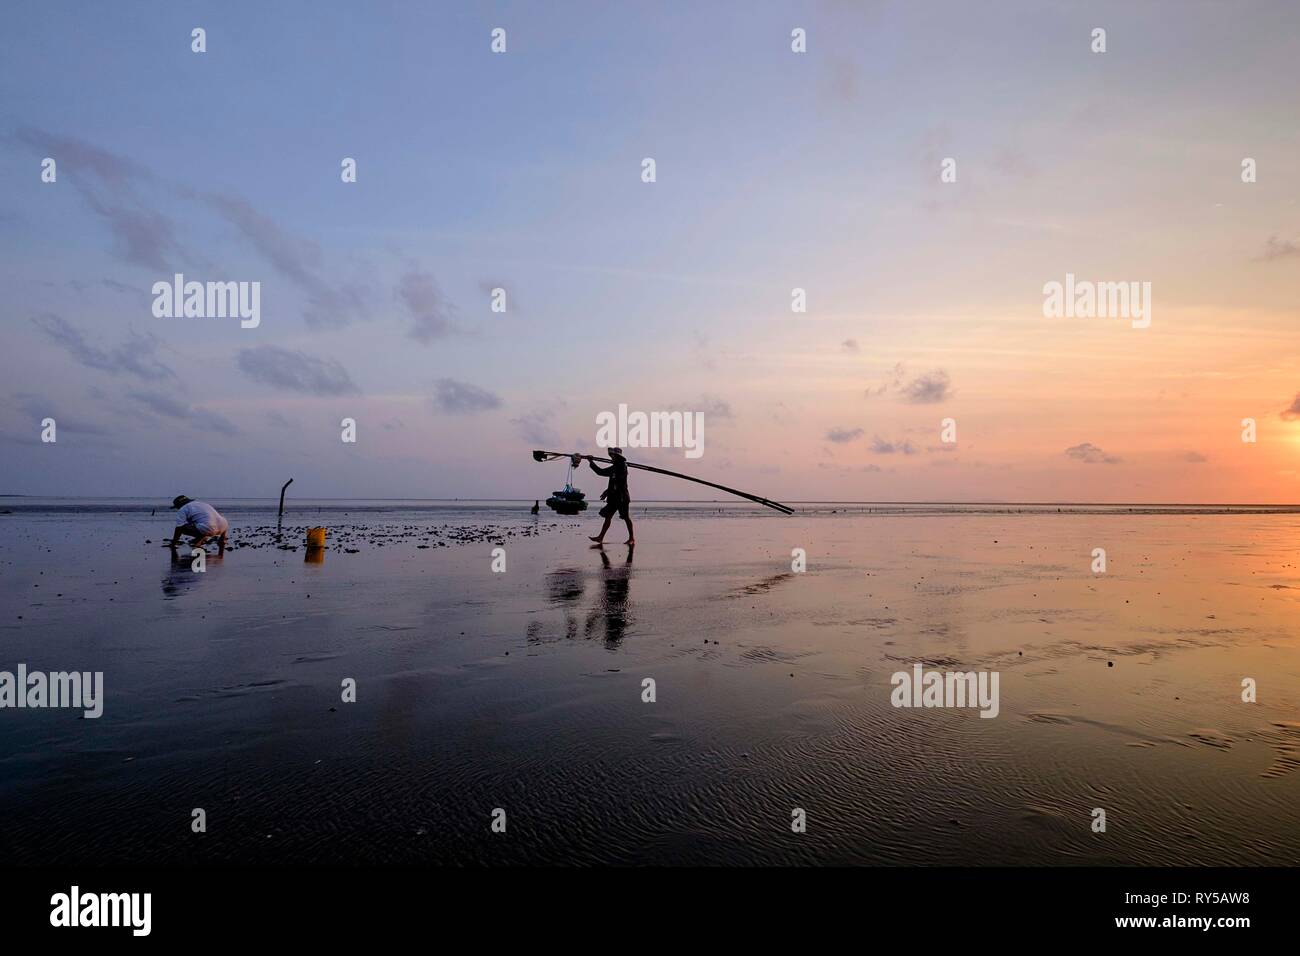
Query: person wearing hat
[
  {"left": 583, "top": 449, "right": 634, "bottom": 546},
  {"left": 168, "top": 495, "right": 229, "bottom": 554}
]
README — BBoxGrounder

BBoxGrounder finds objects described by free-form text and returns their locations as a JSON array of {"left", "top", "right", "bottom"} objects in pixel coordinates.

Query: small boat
[{"left": 546, "top": 485, "right": 588, "bottom": 515}]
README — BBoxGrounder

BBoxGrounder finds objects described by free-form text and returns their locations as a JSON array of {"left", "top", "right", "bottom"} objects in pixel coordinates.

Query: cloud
[
  {"left": 1180, "top": 450, "right": 1208, "bottom": 463},
  {"left": 899, "top": 370, "right": 951, "bottom": 404},
  {"left": 32, "top": 313, "right": 175, "bottom": 382},
  {"left": 127, "top": 390, "right": 237, "bottom": 435},
  {"left": 842, "top": 338, "right": 859, "bottom": 352},
  {"left": 871, "top": 436, "right": 917, "bottom": 455},
  {"left": 826, "top": 426, "right": 864, "bottom": 444},
  {"left": 207, "top": 194, "right": 367, "bottom": 328},
  {"left": 433, "top": 378, "right": 501, "bottom": 414},
  {"left": 1255, "top": 236, "right": 1299, "bottom": 262},
  {"left": 10, "top": 392, "right": 113, "bottom": 436},
  {"left": 1064, "top": 442, "right": 1121, "bottom": 465},
  {"left": 512, "top": 411, "right": 559, "bottom": 445},
  {"left": 207, "top": 194, "right": 320, "bottom": 282},
  {"left": 82, "top": 200, "right": 179, "bottom": 272},
  {"left": 864, "top": 362, "right": 906, "bottom": 399},
  {"left": 236, "top": 346, "right": 358, "bottom": 395},
  {"left": 399, "top": 269, "right": 457, "bottom": 342},
  {"left": 12, "top": 128, "right": 183, "bottom": 271},
  {"left": 692, "top": 395, "right": 733, "bottom": 419},
  {"left": 14, "top": 129, "right": 368, "bottom": 325},
  {"left": 1280, "top": 393, "right": 1300, "bottom": 420},
  {"left": 690, "top": 328, "right": 717, "bottom": 371},
  {"left": 14, "top": 127, "right": 150, "bottom": 187},
  {"left": 101, "top": 278, "right": 139, "bottom": 296}
]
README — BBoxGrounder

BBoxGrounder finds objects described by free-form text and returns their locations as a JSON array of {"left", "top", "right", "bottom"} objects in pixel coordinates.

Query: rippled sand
[{"left": 1, "top": 506, "right": 1298, "bottom": 864}]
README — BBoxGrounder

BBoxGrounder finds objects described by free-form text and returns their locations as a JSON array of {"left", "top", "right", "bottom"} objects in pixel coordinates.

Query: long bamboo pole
[{"left": 532, "top": 451, "right": 793, "bottom": 515}]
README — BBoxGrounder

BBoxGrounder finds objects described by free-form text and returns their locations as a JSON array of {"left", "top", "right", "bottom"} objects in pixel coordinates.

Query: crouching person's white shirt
[{"left": 176, "top": 501, "right": 229, "bottom": 535}]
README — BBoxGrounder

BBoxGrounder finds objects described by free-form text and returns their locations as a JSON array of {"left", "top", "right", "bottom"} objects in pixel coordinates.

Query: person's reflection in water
[
  {"left": 161, "top": 546, "right": 220, "bottom": 598},
  {"left": 539, "top": 566, "right": 587, "bottom": 642},
  {"left": 586, "top": 546, "right": 633, "bottom": 647}
]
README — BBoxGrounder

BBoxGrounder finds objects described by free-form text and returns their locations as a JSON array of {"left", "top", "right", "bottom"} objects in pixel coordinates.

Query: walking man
[{"left": 584, "top": 449, "right": 634, "bottom": 546}]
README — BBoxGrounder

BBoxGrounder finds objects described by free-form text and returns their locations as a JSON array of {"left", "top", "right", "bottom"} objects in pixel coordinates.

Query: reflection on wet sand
[
  {"left": 531, "top": 548, "right": 634, "bottom": 646},
  {"left": 160, "top": 549, "right": 221, "bottom": 597},
  {"left": 6, "top": 505, "right": 1300, "bottom": 866},
  {"left": 587, "top": 547, "right": 633, "bottom": 646}
]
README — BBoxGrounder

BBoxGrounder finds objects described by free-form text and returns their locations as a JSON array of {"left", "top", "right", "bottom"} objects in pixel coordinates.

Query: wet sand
[{"left": 1, "top": 502, "right": 1298, "bottom": 865}]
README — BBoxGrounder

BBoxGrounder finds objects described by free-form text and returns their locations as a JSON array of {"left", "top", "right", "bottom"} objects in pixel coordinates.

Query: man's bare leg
[
  {"left": 217, "top": 531, "right": 227, "bottom": 556},
  {"left": 623, "top": 516, "right": 635, "bottom": 545},
  {"left": 589, "top": 514, "right": 614, "bottom": 544}
]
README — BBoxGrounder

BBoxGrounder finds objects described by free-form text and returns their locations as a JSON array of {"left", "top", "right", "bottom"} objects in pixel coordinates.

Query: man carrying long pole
[{"left": 583, "top": 448, "right": 634, "bottom": 546}]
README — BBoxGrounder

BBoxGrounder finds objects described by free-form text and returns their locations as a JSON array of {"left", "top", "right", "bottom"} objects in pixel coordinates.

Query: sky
[{"left": 2, "top": 0, "right": 1299, "bottom": 503}]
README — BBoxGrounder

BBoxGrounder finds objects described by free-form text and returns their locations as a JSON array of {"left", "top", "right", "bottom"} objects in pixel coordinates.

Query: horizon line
[{"left": 4, "top": 495, "right": 1300, "bottom": 508}]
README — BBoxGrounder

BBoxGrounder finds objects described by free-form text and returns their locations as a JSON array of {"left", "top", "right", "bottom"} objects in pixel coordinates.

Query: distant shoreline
[{"left": 3, "top": 494, "right": 1300, "bottom": 508}]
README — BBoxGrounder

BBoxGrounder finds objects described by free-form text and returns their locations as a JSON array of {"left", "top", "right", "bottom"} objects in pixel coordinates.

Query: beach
[{"left": 1, "top": 500, "right": 1298, "bottom": 865}]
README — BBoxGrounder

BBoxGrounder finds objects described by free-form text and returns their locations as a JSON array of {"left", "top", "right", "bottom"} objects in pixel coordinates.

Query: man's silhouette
[{"left": 584, "top": 448, "right": 634, "bottom": 545}]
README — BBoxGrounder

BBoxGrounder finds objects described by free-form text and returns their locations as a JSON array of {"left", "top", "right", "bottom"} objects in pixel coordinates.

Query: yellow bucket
[{"left": 306, "top": 527, "right": 327, "bottom": 549}]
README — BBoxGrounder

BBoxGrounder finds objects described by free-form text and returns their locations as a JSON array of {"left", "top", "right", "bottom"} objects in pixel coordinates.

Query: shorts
[
  {"left": 178, "top": 518, "right": 228, "bottom": 537},
  {"left": 599, "top": 496, "right": 631, "bottom": 520}
]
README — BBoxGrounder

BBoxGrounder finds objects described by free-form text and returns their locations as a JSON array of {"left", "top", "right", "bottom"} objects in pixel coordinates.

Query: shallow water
[{"left": 1, "top": 502, "right": 1298, "bottom": 865}]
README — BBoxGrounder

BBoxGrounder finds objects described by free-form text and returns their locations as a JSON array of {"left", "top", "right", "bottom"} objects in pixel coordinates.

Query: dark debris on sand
[{"left": 160, "top": 522, "right": 558, "bottom": 554}]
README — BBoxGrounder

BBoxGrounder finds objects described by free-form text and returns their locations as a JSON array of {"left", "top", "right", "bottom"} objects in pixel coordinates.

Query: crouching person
[{"left": 169, "top": 495, "right": 229, "bottom": 555}]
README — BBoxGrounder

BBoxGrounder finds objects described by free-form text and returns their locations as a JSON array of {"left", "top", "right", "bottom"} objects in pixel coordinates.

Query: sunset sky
[{"left": 3, "top": 0, "right": 1299, "bottom": 502}]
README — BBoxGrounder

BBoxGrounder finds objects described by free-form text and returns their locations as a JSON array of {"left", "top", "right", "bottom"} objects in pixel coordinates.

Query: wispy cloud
[
  {"left": 864, "top": 362, "right": 906, "bottom": 399},
  {"left": 433, "top": 378, "right": 501, "bottom": 414},
  {"left": 32, "top": 313, "right": 175, "bottom": 382},
  {"left": 399, "top": 269, "right": 457, "bottom": 343},
  {"left": 1280, "top": 393, "right": 1300, "bottom": 421},
  {"left": 236, "top": 346, "right": 358, "bottom": 395},
  {"left": 899, "top": 370, "right": 951, "bottom": 404},
  {"left": 10, "top": 392, "right": 113, "bottom": 436},
  {"left": 871, "top": 436, "right": 917, "bottom": 455},
  {"left": 1064, "top": 442, "right": 1121, "bottom": 465},
  {"left": 127, "top": 390, "right": 237, "bottom": 435},
  {"left": 207, "top": 194, "right": 368, "bottom": 328},
  {"left": 14, "top": 128, "right": 371, "bottom": 327},
  {"left": 1255, "top": 235, "right": 1299, "bottom": 262},
  {"left": 682, "top": 395, "right": 733, "bottom": 419},
  {"left": 826, "top": 426, "right": 864, "bottom": 443},
  {"left": 12, "top": 127, "right": 183, "bottom": 271},
  {"left": 511, "top": 409, "right": 559, "bottom": 445}
]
